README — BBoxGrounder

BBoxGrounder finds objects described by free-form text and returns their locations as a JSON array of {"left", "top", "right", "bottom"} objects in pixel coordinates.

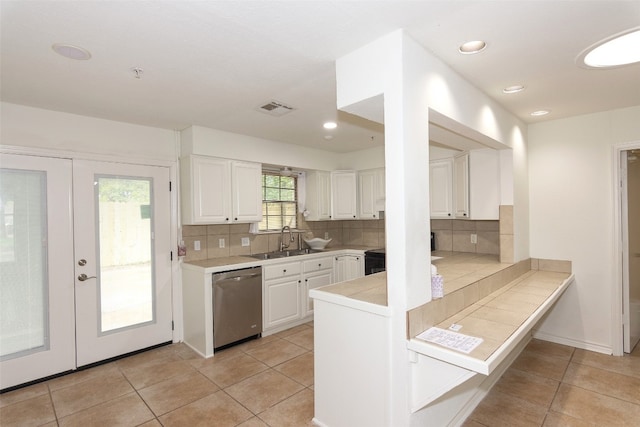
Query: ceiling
[{"left": 2, "top": 1, "right": 639, "bottom": 153}]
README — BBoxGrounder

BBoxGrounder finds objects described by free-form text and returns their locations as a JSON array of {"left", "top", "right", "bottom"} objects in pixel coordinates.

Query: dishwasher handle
[{"left": 213, "top": 267, "right": 262, "bottom": 282}]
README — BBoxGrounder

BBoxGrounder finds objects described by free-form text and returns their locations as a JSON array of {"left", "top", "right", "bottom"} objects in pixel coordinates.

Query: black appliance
[{"left": 364, "top": 248, "right": 385, "bottom": 275}]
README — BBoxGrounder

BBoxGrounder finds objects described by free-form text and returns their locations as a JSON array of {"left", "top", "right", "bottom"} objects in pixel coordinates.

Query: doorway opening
[{"left": 613, "top": 142, "right": 640, "bottom": 355}]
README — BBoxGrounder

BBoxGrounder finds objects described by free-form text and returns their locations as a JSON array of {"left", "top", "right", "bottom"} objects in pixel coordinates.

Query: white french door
[
  {"left": 73, "top": 160, "right": 172, "bottom": 367},
  {"left": 0, "top": 154, "right": 76, "bottom": 388},
  {"left": 0, "top": 154, "right": 173, "bottom": 388}
]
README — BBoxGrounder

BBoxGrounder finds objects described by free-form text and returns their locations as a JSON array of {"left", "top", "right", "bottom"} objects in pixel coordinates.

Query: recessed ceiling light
[
  {"left": 458, "top": 40, "right": 487, "bottom": 55},
  {"left": 503, "top": 85, "right": 525, "bottom": 94},
  {"left": 530, "top": 110, "right": 550, "bottom": 117},
  {"left": 52, "top": 43, "right": 91, "bottom": 60},
  {"left": 579, "top": 28, "right": 640, "bottom": 68},
  {"left": 323, "top": 122, "right": 337, "bottom": 129}
]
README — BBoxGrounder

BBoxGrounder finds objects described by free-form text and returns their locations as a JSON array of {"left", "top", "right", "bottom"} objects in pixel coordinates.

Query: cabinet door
[
  {"left": 358, "top": 170, "right": 378, "bottom": 219},
  {"left": 374, "top": 168, "right": 385, "bottom": 211},
  {"left": 305, "top": 171, "right": 332, "bottom": 221},
  {"left": 302, "top": 270, "right": 333, "bottom": 317},
  {"left": 231, "top": 161, "right": 263, "bottom": 222},
  {"left": 189, "top": 156, "right": 231, "bottom": 224},
  {"left": 331, "top": 171, "right": 358, "bottom": 220},
  {"left": 334, "top": 255, "right": 364, "bottom": 283},
  {"left": 453, "top": 153, "right": 470, "bottom": 218},
  {"left": 429, "top": 159, "right": 453, "bottom": 218},
  {"left": 264, "top": 277, "right": 301, "bottom": 329}
]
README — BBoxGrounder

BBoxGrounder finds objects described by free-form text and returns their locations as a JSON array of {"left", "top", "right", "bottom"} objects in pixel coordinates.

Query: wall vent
[{"left": 256, "top": 100, "right": 296, "bottom": 117}]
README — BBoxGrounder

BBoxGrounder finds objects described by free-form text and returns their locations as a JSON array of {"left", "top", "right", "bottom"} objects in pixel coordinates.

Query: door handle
[{"left": 78, "top": 273, "right": 96, "bottom": 281}]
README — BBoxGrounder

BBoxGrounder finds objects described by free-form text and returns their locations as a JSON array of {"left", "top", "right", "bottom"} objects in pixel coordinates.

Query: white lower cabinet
[
  {"left": 302, "top": 258, "right": 333, "bottom": 317},
  {"left": 263, "top": 255, "right": 333, "bottom": 332},
  {"left": 333, "top": 254, "right": 364, "bottom": 283}
]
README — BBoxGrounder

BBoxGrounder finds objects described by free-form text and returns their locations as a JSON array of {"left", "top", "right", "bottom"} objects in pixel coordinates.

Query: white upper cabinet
[
  {"left": 181, "top": 155, "right": 262, "bottom": 224},
  {"left": 429, "top": 159, "right": 453, "bottom": 218},
  {"left": 231, "top": 161, "right": 263, "bottom": 222},
  {"left": 453, "top": 153, "right": 470, "bottom": 218},
  {"left": 452, "top": 149, "right": 500, "bottom": 220},
  {"left": 305, "top": 170, "right": 332, "bottom": 221},
  {"left": 331, "top": 171, "right": 358, "bottom": 220},
  {"left": 358, "top": 168, "right": 385, "bottom": 219}
]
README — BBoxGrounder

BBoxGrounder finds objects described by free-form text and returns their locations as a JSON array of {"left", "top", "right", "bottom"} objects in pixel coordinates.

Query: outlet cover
[
  {"left": 218, "top": 238, "right": 225, "bottom": 248},
  {"left": 194, "top": 240, "right": 201, "bottom": 251},
  {"left": 324, "top": 232, "right": 329, "bottom": 240},
  {"left": 241, "top": 237, "right": 250, "bottom": 247},
  {"left": 470, "top": 234, "right": 478, "bottom": 244}
]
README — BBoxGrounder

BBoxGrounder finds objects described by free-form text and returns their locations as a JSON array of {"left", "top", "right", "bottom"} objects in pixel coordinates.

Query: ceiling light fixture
[
  {"left": 458, "top": 40, "right": 487, "bottom": 55},
  {"left": 530, "top": 110, "right": 550, "bottom": 117},
  {"left": 323, "top": 121, "right": 337, "bottom": 129},
  {"left": 280, "top": 166, "right": 293, "bottom": 176},
  {"left": 503, "top": 85, "right": 525, "bottom": 94},
  {"left": 578, "top": 28, "right": 640, "bottom": 68},
  {"left": 52, "top": 43, "right": 91, "bottom": 60}
]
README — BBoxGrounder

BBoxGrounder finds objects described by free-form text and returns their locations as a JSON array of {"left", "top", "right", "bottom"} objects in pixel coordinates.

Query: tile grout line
[
  {"left": 117, "top": 363, "right": 163, "bottom": 426},
  {"left": 534, "top": 345, "right": 575, "bottom": 426}
]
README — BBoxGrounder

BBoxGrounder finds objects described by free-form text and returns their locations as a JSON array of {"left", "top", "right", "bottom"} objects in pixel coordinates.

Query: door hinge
[
  {"left": 170, "top": 251, "right": 173, "bottom": 261},
  {"left": 172, "top": 320, "right": 174, "bottom": 331},
  {"left": 169, "top": 181, "right": 172, "bottom": 191}
]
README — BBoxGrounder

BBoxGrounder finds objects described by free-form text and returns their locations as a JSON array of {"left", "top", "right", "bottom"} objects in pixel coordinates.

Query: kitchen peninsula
[{"left": 309, "top": 251, "right": 574, "bottom": 426}]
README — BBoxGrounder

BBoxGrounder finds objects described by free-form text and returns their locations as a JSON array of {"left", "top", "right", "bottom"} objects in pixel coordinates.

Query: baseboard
[
  {"left": 182, "top": 341, "right": 211, "bottom": 359},
  {"left": 532, "top": 330, "right": 612, "bottom": 355}
]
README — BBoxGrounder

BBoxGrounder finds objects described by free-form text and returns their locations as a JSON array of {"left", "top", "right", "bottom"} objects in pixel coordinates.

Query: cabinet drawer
[
  {"left": 264, "top": 261, "right": 301, "bottom": 280},
  {"left": 303, "top": 256, "right": 333, "bottom": 272}
]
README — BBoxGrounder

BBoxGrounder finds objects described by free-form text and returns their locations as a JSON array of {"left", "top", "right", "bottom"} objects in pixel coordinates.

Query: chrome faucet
[{"left": 280, "top": 226, "right": 294, "bottom": 251}]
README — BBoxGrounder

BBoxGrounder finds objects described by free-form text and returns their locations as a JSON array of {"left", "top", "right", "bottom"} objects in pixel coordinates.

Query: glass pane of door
[
  {"left": 0, "top": 169, "right": 48, "bottom": 359},
  {"left": 96, "top": 175, "right": 155, "bottom": 333}
]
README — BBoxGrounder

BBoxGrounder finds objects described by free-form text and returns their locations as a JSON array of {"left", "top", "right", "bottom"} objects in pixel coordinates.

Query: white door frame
[
  {"left": 612, "top": 140, "right": 640, "bottom": 356},
  {"left": 0, "top": 144, "right": 182, "bottom": 344}
]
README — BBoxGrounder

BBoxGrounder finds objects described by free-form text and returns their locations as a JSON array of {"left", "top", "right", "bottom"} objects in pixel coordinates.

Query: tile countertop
[
  {"left": 181, "top": 245, "right": 373, "bottom": 274},
  {"left": 313, "top": 251, "right": 512, "bottom": 309}
]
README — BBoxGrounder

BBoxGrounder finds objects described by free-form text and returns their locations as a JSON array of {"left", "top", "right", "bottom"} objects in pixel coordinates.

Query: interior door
[
  {"left": 623, "top": 150, "right": 640, "bottom": 353},
  {"left": 73, "top": 160, "right": 172, "bottom": 367},
  {"left": 0, "top": 154, "right": 75, "bottom": 389}
]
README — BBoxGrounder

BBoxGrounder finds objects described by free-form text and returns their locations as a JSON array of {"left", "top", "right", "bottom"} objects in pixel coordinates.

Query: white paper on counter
[{"left": 416, "top": 327, "right": 483, "bottom": 354}]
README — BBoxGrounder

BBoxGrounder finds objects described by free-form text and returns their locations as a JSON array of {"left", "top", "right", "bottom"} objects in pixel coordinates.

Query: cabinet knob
[
  {"left": 353, "top": 215, "right": 356, "bottom": 218},
  {"left": 225, "top": 217, "right": 229, "bottom": 221},
  {"left": 464, "top": 213, "right": 467, "bottom": 217},
  {"left": 318, "top": 263, "right": 322, "bottom": 267},
  {"left": 448, "top": 213, "right": 451, "bottom": 216},
  {"left": 283, "top": 269, "right": 287, "bottom": 273},
  {"left": 234, "top": 217, "right": 238, "bottom": 221}
]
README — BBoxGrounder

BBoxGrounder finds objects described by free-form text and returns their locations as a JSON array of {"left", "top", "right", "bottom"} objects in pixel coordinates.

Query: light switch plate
[{"left": 241, "top": 237, "right": 250, "bottom": 247}]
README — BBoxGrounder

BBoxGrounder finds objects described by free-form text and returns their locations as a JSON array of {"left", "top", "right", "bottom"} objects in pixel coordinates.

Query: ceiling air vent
[{"left": 256, "top": 100, "right": 296, "bottom": 117}]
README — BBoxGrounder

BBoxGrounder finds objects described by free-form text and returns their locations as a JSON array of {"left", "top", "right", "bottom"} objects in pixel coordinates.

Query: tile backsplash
[
  {"left": 181, "top": 216, "right": 385, "bottom": 262},
  {"left": 431, "top": 219, "right": 500, "bottom": 255},
  {"left": 180, "top": 206, "right": 513, "bottom": 262}
]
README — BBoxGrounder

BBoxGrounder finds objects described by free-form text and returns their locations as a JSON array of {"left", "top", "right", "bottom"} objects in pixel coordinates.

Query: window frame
[{"left": 259, "top": 171, "right": 298, "bottom": 231}]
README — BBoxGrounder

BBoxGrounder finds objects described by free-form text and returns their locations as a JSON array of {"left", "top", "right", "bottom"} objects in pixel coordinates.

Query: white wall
[
  {"left": 1, "top": 102, "right": 177, "bottom": 161},
  {"left": 529, "top": 105, "right": 640, "bottom": 353},
  {"left": 181, "top": 125, "right": 387, "bottom": 172}
]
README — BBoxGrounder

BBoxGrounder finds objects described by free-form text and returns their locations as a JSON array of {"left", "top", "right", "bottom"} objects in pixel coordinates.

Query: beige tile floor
[
  {"left": 465, "top": 339, "right": 640, "bottom": 427},
  {"left": 0, "top": 323, "right": 315, "bottom": 427},
  {"left": 2, "top": 325, "right": 640, "bottom": 427}
]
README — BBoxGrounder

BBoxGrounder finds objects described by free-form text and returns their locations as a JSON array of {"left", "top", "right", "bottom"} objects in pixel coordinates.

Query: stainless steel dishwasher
[{"left": 212, "top": 266, "right": 262, "bottom": 349}]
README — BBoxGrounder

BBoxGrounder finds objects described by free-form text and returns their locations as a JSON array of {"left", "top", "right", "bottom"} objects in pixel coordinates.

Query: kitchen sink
[{"left": 248, "top": 248, "right": 322, "bottom": 260}]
